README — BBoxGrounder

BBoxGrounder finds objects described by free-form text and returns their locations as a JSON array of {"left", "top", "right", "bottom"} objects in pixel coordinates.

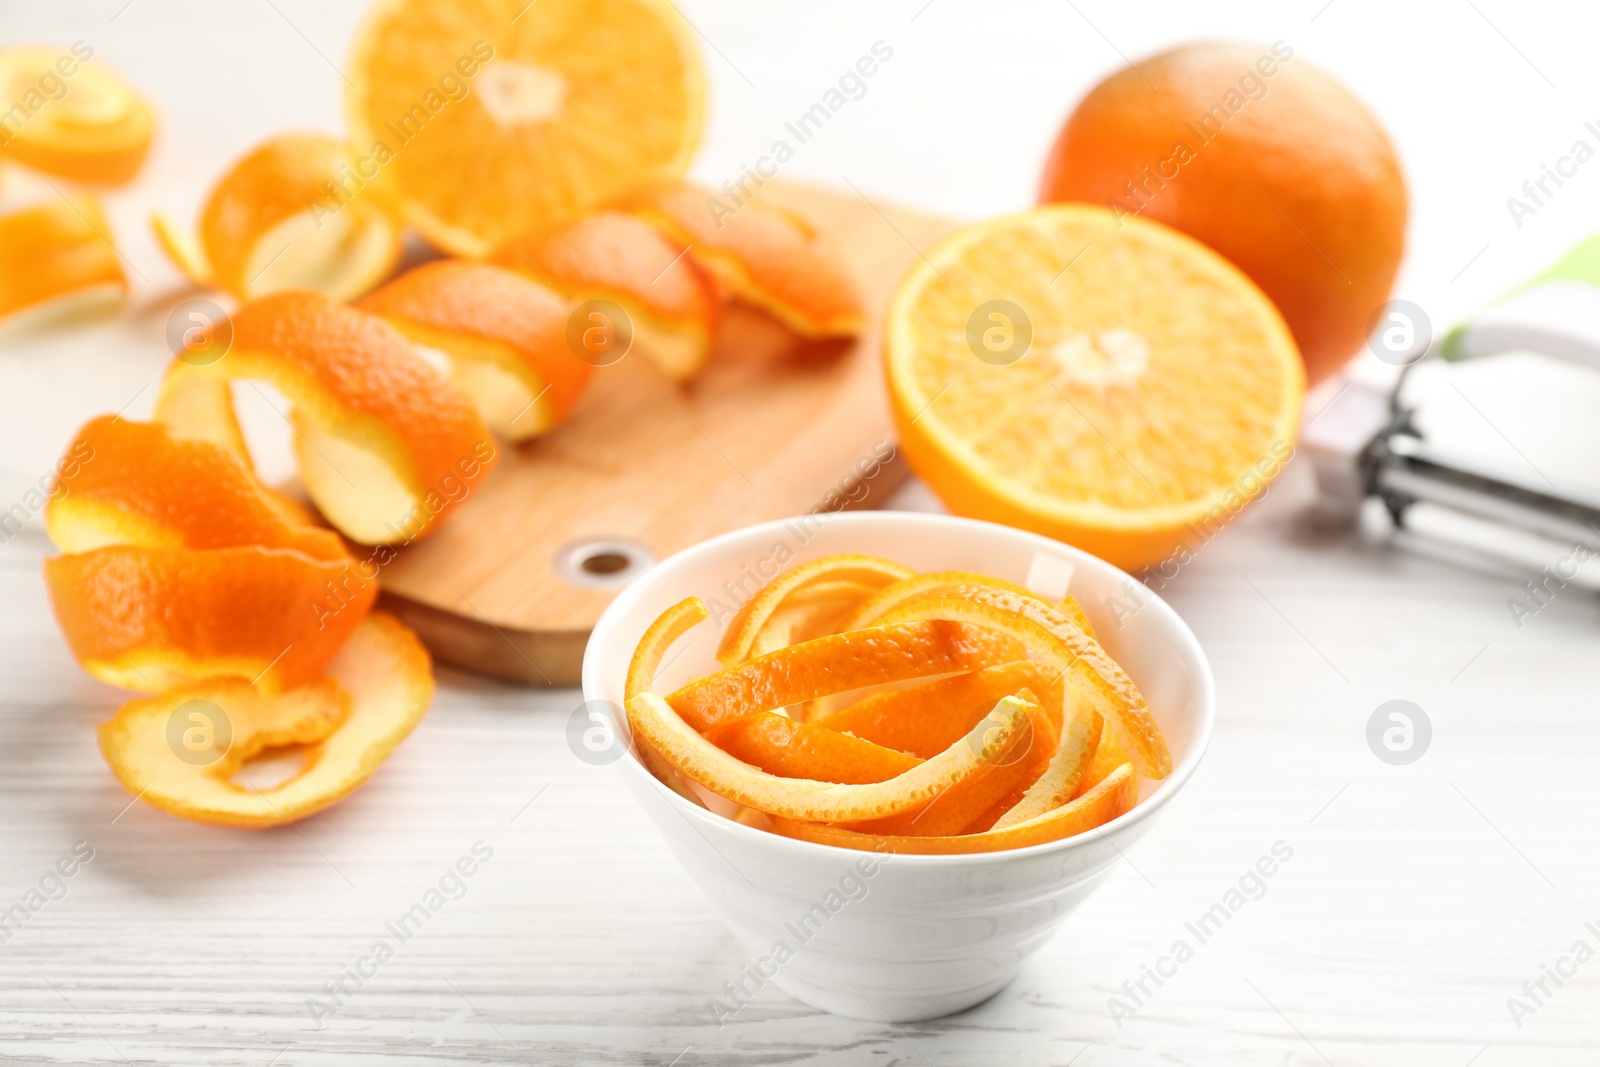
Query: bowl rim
[{"left": 583, "top": 511, "right": 1216, "bottom": 866}]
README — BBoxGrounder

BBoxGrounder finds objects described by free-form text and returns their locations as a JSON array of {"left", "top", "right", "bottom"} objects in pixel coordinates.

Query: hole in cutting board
[{"left": 555, "top": 538, "right": 655, "bottom": 589}]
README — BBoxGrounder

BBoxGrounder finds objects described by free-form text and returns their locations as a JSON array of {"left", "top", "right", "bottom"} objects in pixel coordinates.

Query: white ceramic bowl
[{"left": 581, "top": 512, "right": 1214, "bottom": 1022}]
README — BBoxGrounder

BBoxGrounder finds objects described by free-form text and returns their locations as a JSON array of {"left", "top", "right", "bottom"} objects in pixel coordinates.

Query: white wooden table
[{"left": 5, "top": 2, "right": 1600, "bottom": 1063}]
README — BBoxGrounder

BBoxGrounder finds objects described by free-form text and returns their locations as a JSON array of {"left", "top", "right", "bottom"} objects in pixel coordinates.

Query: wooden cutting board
[{"left": 377, "top": 181, "right": 952, "bottom": 685}]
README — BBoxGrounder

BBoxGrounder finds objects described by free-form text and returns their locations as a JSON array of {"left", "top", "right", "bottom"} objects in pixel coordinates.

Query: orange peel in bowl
[
  {"left": 0, "top": 194, "right": 126, "bottom": 327},
  {"left": 495, "top": 212, "right": 720, "bottom": 381},
  {"left": 152, "top": 133, "right": 402, "bottom": 301},
  {"left": 622, "top": 553, "right": 1166, "bottom": 854},
  {"left": 620, "top": 182, "right": 864, "bottom": 339},
  {"left": 153, "top": 289, "right": 497, "bottom": 546},
  {"left": 0, "top": 45, "right": 154, "bottom": 185},
  {"left": 626, "top": 690, "right": 1032, "bottom": 822},
  {"left": 97, "top": 611, "right": 433, "bottom": 828},
  {"left": 42, "top": 417, "right": 377, "bottom": 695},
  {"left": 767, "top": 764, "right": 1138, "bottom": 855},
  {"left": 360, "top": 259, "right": 594, "bottom": 441}
]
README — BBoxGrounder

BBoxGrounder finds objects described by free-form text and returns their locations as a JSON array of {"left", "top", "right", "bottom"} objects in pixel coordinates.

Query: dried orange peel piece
[
  {"left": 626, "top": 691, "right": 1031, "bottom": 822},
  {"left": 43, "top": 418, "right": 376, "bottom": 694},
  {"left": 717, "top": 553, "right": 913, "bottom": 666},
  {"left": 620, "top": 183, "right": 864, "bottom": 338},
  {"left": 0, "top": 46, "right": 154, "bottom": 185},
  {"left": 666, "top": 620, "right": 1025, "bottom": 733},
  {"left": 704, "top": 712, "right": 922, "bottom": 784},
  {"left": 769, "top": 764, "right": 1137, "bottom": 855},
  {"left": 0, "top": 195, "right": 126, "bottom": 326},
  {"left": 496, "top": 212, "right": 720, "bottom": 381},
  {"left": 360, "top": 260, "right": 593, "bottom": 441},
  {"left": 882, "top": 586, "right": 1171, "bottom": 779},
  {"left": 154, "top": 290, "right": 497, "bottom": 546},
  {"left": 98, "top": 612, "right": 433, "bottom": 828},
  {"left": 153, "top": 133, "right": 402, "bottom": 301}
]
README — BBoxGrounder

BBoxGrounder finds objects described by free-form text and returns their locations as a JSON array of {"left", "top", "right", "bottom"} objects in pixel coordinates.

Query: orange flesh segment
[
  {"left": 704, "top": 712, "right": 922, "bottom": 785},
  {"left": 769, "top": 763, "right": 1137, "bottom": 855},
  {"left": 626, "top": 691, "right": 1032, "bottom": 822}
]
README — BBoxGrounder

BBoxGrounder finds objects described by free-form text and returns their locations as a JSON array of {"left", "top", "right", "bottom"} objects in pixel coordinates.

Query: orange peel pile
[
  {"left": 623, "top": 553, "right": 1169, "bottom": 854},
  {"left": 44, "top": 415, "right": 435, "bottom": 829},
  {"left": 153, "top": 133, "right": 403, "bottom": 302}
]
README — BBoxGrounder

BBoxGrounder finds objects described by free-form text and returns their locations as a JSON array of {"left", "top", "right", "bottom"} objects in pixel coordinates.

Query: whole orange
[{"left": 1038, "top": 42, "right": 1406, "bottom": 387}]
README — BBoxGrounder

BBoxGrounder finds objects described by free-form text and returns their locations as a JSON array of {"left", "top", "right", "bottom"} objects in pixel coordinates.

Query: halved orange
[
  {"left": 153, "top": 290, "right": 497, "bottom": 545},
  {"left": 0, "top": 195, "right": 125, "bottom": 326},
  {"left": 620, "top": 182, "right": 865, "bottom": 338},
  {"left": 0, "top": 46, "right": 154, "bottom": 185},
  {"left": 152, "top": 133, "right": 402, "bottom": 301},
  {"left": 885, "top": 205, "right": 1303, "bottom": 570},
  {"left": 360, "top": 259, "right": 593, "bottom": 441},
  {"left": 345, "top": 0, "right": 705, "bottom": 257},
  {"left": 98, "top": 611, "right": 433, "bottom": 828},
  {"left": 495, "top": 212, "right": 719, "bottom": 380}
]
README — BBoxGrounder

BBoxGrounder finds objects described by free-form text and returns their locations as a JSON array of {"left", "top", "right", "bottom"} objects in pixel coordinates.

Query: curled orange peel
[
  {"left": 625, "top": 595, "right": 709, "bottom": 802},
  {"left": 834, "top": 569, "right": 1045, "bottom": 633},
  {"left": 360, "top": 260, "right": 594, "bottom": 442},
  {"left": 0, "top": 46, "right": 154, "bottom": 185},
  {"left": 717, "top": 553, "right": 913, "bottom": 665},
  {"left": 666, "top": 620, "right": 1026, "bottom": 733},
  {"left": 625, "top": 691, "right": 1031, "bottom": 822},
  {"left": 495, "top": 212, "right": 721, "bottom": 381},
  {"left": 152, "top": 133, "right": 401, "bottom": 301},
  {"left": 619, "top": 183, "right": 864, "bottom": 339},
  {"left": 704, "top": 712, "right": 922, "bottom": 785},
  {"left": 991, "top": 693, "right": 1100, "bottom": 829},
  {"left": 0, "top": 195, "right": 126, "bottom": 326},
  {"left": 97, "top": 612, "right": 433, "bottom": 828},
  {"left": 153, "top": 289, "right": 497, "bottom": 546},
  {"left": 813, "top": 659, "right": 1065, "bottom": 757},
  {"left": 43, "top": 417, "right": 376, "bottom": 694},
  {"left": 881, "top": 586, "right": 1171, "bottom": 779},
  {"left": 769, "top": 764, "right": 1138, "bottom": 855}
]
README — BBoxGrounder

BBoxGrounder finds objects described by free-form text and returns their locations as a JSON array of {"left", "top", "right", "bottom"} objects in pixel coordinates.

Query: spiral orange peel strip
[
  {"left": 0, "top": 45, "right": 154, "bottom": 185},
  {"left": 98, "top": 612, "right": 433, "bottom": 828}
]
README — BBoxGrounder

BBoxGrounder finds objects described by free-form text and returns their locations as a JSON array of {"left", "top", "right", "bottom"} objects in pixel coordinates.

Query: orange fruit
[
  {"left": 152, "top": 133, "right": 403, "bottom": 302},
  {"left": 620, "top": 182, "right": 864, "bottom": 338},
  {"left": 361, "top": 260, "right": 594, "bottom": 441},
  {"left": 154, "top": 289, "right": 497, "bottom": 546},
  {"left": 97, "top": 611, "right": 434, "bottom": 828},
  {"left": 0, "top": 194, "right": 126, "bottom": 326},
  {"left": 0, "top": 45, "right": 154, "bottom": 185},
  {"left": 345, "top": 0, "right": 704, "bottom": 258},
  {"left": 885, "top": 205, "right": 1303, "bottom": 571},
  {"left": 1038, "top": 42, "right": 1406, "bottom": 386},
  {"left": 42, "top": 417, "right": 377, "bottom": 695},
  {"left": 495, "top": 212, "right": 720, "bottom": 380}
]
